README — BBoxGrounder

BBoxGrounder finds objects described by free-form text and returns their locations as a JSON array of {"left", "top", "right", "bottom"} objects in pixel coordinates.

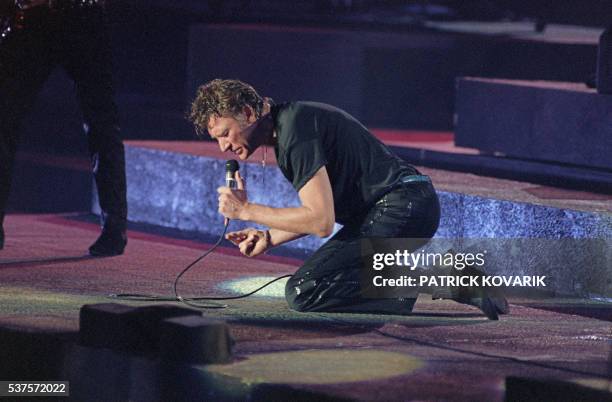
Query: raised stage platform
[
  {"left": 88, "top": 140, "right": 611, "bottom": 298},
  {"left": 455, "top": 78, "right": 612, "bottom": 170}
]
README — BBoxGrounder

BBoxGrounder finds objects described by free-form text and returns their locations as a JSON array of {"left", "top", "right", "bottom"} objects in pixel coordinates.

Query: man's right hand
[{"left": 226, "top": 228, "right": 270, "bottom": 257}]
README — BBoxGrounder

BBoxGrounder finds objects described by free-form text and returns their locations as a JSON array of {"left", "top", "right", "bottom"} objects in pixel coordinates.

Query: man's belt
[
  {"left": 375, "top": 175, "right": 432, "bottom": 205},
  {"left": 399, "top": 175, "right": 431, "bottom": 184}
]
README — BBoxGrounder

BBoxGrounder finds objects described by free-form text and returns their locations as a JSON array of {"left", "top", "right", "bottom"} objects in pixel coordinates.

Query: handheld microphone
[
  {"left": 225, "top": 159, "right": 239, "bottom": 188},
  {"left": 224, "top": 159, "right": 240, "bottom": 225}
]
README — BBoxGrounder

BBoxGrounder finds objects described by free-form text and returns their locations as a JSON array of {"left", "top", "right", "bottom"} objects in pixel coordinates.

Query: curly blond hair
[{"left": 189, "top": 79, "right": 265, "bottom": 137}]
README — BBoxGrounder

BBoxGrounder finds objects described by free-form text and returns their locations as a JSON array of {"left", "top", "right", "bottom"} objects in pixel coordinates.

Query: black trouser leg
[
  {"left": 88, "top": 129, "right": 127, "bottom": 227},
  {"left": 56, "top": 7, "right": 126, "bottom": 256},
  {"left": 0, "top": 26, "right": 55, "bottom": 247},
  {"left": 61, "top": 6, "right": 127, "bottom": 226},
  {"left": 284, "top": 230, "right": 418, "bottom": 314},
  {"left": 285, "top": 182, "right": 440, "bottom": 314}
]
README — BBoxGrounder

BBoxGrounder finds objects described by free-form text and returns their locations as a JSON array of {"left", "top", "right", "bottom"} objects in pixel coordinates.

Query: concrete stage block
[
  {"left": 160, "top": 315, "right": 233, "bottom": 364},
  {"left": 100, "top": 144, "right": 334, "bottom": 252},
  {"left": 111, "top": 142, "right": 610, "bottom": 247},
  {"left": 79, "top": 303, "right": 201, "bottom": 355},
  {"left": 455, "top": 78, "right": 612, "bottom": 169},
  {"left": 436, "top": 192, "right": 611, "bottom": 239},
  {"left": 93, "top": 141, "right": 611, "bottom": 296}
]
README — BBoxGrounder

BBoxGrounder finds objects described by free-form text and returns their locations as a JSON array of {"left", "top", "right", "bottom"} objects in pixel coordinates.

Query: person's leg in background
[
  {"left": 61, "top": 5, "right": 127, "bottom": 256},
  {"left": 0, "top": 18, "right": 55, "bottom": 250}
]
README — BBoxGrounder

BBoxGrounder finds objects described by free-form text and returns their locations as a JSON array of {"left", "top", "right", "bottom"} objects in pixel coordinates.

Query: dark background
[{"left": 7, "top": 0, "right": 610, "bottom": 212}]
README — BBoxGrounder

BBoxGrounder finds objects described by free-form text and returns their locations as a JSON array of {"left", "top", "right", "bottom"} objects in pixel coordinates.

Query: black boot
[
  {"left": 89, "top": 213, "right": 127, "bottom": 257},
  {"left": 432, "top": 278, "right": 503, "bottom": 321},
  {"left": 88, "top": 137, "right": 127, "bottom": 256},
  {"left": 452, "top": 265, "right": 509, "bottom": 317},
  {"left": 431, "top": 255, "right": 509, "bottom": 320}
]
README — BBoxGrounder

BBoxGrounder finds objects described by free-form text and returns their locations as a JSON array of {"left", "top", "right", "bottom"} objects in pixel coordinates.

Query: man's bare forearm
[
  {"left": 241, "top": 202, "right": 333, "bottom": 238},
  {"left": 268, "top": 228, "right": 306, "bottom": 248}
]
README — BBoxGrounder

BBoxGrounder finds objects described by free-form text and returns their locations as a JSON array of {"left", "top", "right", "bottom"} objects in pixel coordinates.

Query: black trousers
[
  {"left": 0, "top": 5, "right": 126, "bottom": 225},
  {"left": 285, "top": 180, "right": 440, "bottom": 314}
]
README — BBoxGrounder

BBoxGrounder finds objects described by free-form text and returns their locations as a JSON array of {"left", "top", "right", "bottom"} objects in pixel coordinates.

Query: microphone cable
[{"left": 108, "top": 221, "right": 292, "bottom": 309}]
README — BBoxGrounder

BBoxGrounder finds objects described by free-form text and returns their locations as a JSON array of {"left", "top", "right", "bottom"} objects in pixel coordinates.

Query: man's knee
[
  {"left": 285, "top": 275, "right": 316, "bottom": 312},
  {"left": 285, "top": 276, "right": 304, "bottom": 311}
]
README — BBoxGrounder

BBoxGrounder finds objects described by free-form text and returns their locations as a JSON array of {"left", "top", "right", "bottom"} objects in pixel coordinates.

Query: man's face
[{"left": 207, "top": 108, "right": 258, "bottom": 160}]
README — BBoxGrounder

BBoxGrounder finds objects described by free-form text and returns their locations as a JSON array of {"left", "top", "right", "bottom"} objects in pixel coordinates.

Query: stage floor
[{"left": 1, "top": 213, "right": 610, "bottom": 401}]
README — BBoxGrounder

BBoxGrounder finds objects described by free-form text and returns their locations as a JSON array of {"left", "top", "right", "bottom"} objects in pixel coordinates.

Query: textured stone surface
[
  {"left": 102, "top": 143, "right": 611, "bottom": 248},
  {"left": 91, "top": 143, "right": 612, "bottom": 296},
  {"left": 436, "top": 191, "right": 611, "bottom": 239},
  {"left": 93, "top": 145, "right": 337, "bottom": 252},
  {"left": 435, "top": 192, "right": 612, "bottom": 296}
]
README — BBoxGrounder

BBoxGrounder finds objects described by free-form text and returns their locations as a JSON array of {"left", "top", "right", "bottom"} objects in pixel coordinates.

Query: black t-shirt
[{"left": 272, "top": 101, "right": 418, "bottom": 225}]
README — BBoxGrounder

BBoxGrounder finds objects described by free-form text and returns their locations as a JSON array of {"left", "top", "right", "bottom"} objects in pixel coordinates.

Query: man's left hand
[
  {"left": 226, "top": 228, "right": 270, "bottom": 257},
  {"left": 217, "top": 171, "right": 248, "bottom": 220}
]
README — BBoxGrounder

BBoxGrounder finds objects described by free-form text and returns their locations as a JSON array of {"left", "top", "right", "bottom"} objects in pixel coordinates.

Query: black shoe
[
  {"left": 431, "top": 260, "right": 509, "bottom": 320},
  {"left": 399, "top": 297, "right": 417, "bottom": 315},
  {"left": 490, "top": 292, "right": 510, "bottom": 315},
  {"left": 89, "top": 220, "right": 127, "bottom": 257},
  {"left": 453, "top": 286, "right": 500, "bottom": 321},
  {"left": 459, "top": 266, "right": 510, "bottom": 317}
]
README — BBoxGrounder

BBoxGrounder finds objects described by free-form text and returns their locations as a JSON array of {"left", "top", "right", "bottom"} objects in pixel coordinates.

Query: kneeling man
[{"left": 189, "top": 79, "right": 507, "bottom": 319}]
